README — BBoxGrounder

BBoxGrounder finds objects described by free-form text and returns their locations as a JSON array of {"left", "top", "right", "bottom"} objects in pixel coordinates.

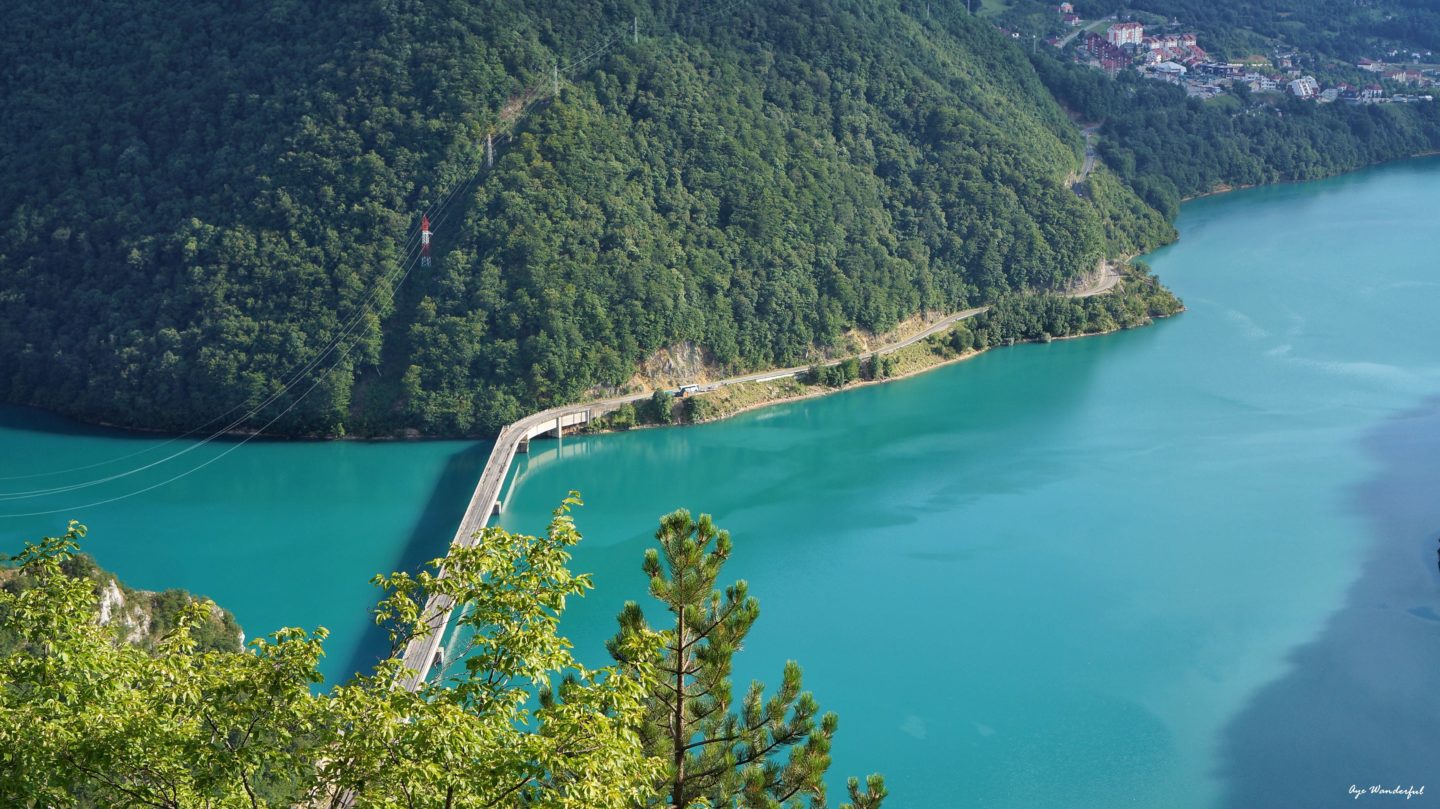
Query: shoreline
[
  {"left": 7, "top": 151, "right": 1440, "bottom": 445},
  {"left": 582, "top": 306, "right": 1186, "bottom": 436},
  {"left": 1179, "top": 150, "right": 1440, "bottom": 203},
  {"left": 2, "top": 277, "right": 1170, "bottom": 445}
]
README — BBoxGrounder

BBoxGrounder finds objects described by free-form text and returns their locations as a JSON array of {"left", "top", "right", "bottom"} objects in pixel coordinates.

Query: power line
[
  {"left": 0, "top": 0, "right": 758, "bottom": 511},
  {"left": 0, "top": 97, "right": 511, "bottom": 500},
  {"left": 0, "top": 164, "right": 488, "bottom": 518},
  {"left": 0, "top": 144, "right": 488, "bottom": 506}
]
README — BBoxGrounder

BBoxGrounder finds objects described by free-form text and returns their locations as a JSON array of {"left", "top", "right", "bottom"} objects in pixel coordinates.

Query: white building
[
  {"left": 1244, "top": 73, "right": 1279, "bottom": 92},
  {"left": 1288, "top": 75, "right": 1319, "bottom": 99},
  {"left": 1107, "top": 22, "right": 1144, "bottom": 47}
]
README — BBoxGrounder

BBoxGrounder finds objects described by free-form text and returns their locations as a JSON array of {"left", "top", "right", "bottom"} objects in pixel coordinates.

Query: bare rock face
[
  {"left": 96, "top": 578, "right": 122, "bottom": 625},
  {"left": 642, "top": 341, "right": 720, "bottom": 386},
  {"left": 2, "top": 554, "right": 244, "bottom": 653},
  {"left": 95, "top": 579, "right": 150, "bottom": 645},
  {"left": 608, "top": 341, "right": 723, "bottom": 394},
  {"left": 89, "top": 567, "right": 243, "bottom": 647}
]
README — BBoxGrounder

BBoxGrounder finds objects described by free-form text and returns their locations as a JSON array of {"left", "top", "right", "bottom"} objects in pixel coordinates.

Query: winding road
[
  {"left": 1078, "top": 124, "right": 1099, "bottom": 182},
  {"left": 1054, "top": 14, "right": 1115, "bottom": 50}
]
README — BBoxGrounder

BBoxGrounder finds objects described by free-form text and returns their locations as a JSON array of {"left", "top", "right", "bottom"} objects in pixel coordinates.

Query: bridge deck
[
  {"left": 389, "top": 272, "right": 1119, "bottom": 691},
  {"left": 394, "top": 407, "right": 601, "bottom": 691}
]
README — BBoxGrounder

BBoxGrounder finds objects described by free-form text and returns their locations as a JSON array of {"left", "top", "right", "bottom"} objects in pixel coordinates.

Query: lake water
[{"left": 3, "top": 159, "right": 1439, "bottom": 807}]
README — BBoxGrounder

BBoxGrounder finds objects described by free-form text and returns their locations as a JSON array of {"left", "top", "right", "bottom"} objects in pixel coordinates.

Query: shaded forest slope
[{"left": 0, "top": 0, "right": 1169, "bottom": 436}]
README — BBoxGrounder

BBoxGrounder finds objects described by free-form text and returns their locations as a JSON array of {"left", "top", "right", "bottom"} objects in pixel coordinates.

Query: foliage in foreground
[
  {"left": 610, "top": 510, "right": 886, "bottom": 809},
  {"left": 0, "top": 547, "right": 242, "bottom": 655},
  {"left": 0, "top": 506, "right": 654, "bottom": 808},
  {"left": 0, "top": 500, "right": 881, "bottom": 808}
]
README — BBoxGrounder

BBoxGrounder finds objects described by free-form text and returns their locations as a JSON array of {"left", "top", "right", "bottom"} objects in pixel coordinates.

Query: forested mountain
[
  {"left": 1032, "top": 56, "right": 1440, "bottom": 217},
  {"left": 0, "top": 0, "right": 1167, "bottom": 437}
]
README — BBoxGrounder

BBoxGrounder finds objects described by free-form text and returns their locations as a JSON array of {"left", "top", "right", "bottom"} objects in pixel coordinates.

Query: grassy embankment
[{"left": 583, "top": 262, "right": 1181, "bottom": 432}]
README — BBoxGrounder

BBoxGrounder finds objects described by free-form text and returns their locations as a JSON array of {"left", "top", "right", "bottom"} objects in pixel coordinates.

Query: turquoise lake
[{"left": 3, "top": 158, "right": 1440, "bottom": 807}]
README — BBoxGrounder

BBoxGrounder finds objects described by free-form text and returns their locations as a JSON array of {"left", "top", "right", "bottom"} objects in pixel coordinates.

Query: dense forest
[
  {"left": 1032, "top": 55, "right": 1440, "bottom": 215},
  {"left": 0, "top": 0, "right": 1164, "bottom": 437},
  {"left": 4, "top": 0, "right": 1440, "bottom": 438}
]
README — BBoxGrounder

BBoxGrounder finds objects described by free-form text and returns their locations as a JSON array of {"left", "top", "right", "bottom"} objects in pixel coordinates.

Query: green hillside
[{"left": 0, "top": 0, "right": 1169, "bottom": 437}]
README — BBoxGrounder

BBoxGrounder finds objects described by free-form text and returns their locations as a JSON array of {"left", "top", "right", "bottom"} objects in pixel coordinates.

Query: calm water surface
[{"left": 4, "top": 159, "right": 1440, "bottom": 807}]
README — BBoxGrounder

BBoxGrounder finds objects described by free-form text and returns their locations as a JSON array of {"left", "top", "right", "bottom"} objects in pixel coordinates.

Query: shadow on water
[
  {"left": 1216, "top": 397, "right": 1440, "bottom": 808},
  {"left": 0, "top": 403, "right": 199, "bottom": 442},
  {"left": 340, "top": 440, "right": 493, "bottom": 680},
  {"left": 0, "top": 402, "right": 295, "bottom": 444}
]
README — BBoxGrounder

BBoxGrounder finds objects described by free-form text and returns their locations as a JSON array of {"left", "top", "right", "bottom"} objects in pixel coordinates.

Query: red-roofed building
[
  {"left": 1385, "top": 68, "right": 1424, "bottom": 84},
  {"left": 1085, "top": 32, "right": 1130, "bottom": 72}
]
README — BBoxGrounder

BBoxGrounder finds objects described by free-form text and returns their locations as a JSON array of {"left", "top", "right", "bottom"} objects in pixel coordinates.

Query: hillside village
[{"left": 1040, "top": 2, "right": 1438, "bottom": 105}]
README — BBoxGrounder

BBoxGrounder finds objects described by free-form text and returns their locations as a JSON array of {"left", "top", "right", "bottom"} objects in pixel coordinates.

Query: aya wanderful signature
[{"left": 1350, "top": 784, "right": 1426, "bottom": 800}]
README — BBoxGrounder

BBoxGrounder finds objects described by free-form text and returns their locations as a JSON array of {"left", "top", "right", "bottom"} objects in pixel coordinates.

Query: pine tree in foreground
[{"left": 609, "top": 509, "right": 886, "bottom": 809}]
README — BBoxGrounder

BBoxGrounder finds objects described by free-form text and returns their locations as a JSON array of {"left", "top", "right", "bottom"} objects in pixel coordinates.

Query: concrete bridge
[
  {"left": 394, "top": 401, "right": 634, "bottom": 691},
  {"left": 392, "top": 268, "right": 1122, "bottom": 691}
]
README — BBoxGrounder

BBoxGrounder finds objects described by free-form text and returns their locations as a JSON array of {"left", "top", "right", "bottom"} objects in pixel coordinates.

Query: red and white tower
[{"left": 420, "top": 214, "right": 432, "bottom": 267}]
